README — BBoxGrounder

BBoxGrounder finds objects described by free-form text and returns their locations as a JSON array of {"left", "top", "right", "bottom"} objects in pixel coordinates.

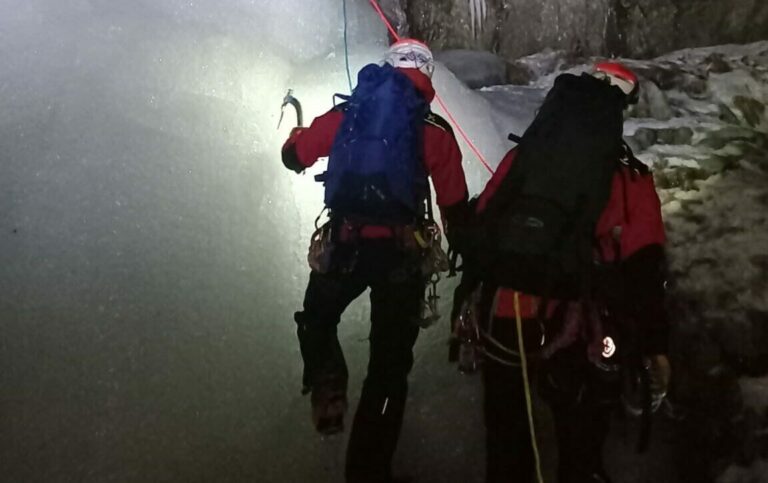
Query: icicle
[
  {"left": 469, "top": 0, "right": 476, "bottom": 39},
  {"left": 468, "top": 0, "right": 487, "bottom": 39}
]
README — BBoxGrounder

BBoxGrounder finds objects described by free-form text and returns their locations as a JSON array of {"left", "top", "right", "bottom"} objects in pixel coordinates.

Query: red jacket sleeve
[
  {"left": 281, "top": 108, "right": 344, "bottom": 172},
  {"left": 418, "top": 114, "right": 470, "bottom": 244},
  {"left": 422, "top": 115, "right": 468, "bottom": 208},
  {"left": 595, "top": 167, "right": 666, "bottom": 261},
  {"left": 596, "top": 165, "right": 669, "bottom": 355}
]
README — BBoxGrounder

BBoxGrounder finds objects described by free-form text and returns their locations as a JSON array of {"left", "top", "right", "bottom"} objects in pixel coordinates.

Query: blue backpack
[{"left": 319, "top": 63, "right": 429, "bottom": 224}]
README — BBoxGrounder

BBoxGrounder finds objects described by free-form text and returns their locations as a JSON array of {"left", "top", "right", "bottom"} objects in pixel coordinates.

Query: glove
[
  {"left": 284, "top": 127, "right": 307, "bottom": 151},
  {"left": 441, "top": 197, "right": 472, "bottom": 257},
  {"left": 282, "top": 127, "right": 308, "bottom": 174},
  {"left": 445, "top": 224, "right": 470, "bottom": 257},
  {"left": 644, "top": 354, "right": 671, "bottom": 412}
]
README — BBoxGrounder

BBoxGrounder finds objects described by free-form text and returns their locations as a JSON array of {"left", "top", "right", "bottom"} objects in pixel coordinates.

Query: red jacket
[
  {"left": 478, "top": 148, "right": 669, "bottom": 354},
  {"left": 281, "top": 68, "right": 468, "bottom": 238}
]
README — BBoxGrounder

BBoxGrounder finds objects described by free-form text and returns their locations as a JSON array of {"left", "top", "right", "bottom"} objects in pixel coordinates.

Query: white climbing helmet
[{"left": 385, "top": 38, "right": 435, "bottom": 79}]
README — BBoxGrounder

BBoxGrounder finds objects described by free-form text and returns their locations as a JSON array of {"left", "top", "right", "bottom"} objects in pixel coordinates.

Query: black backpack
[{"left": 478, "top": 72, "right": 627, "bottom": 298}]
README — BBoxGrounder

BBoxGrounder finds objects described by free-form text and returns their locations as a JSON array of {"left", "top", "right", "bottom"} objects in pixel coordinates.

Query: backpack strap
[
  {"left": 424, "top": 111, "right": 453, "bottom": 134},
  {"left": 508, "top": 132, "right": 523, "bottom": 143},
  {"left": 620, "top": 142, "right": 650, "bottom": 177}
]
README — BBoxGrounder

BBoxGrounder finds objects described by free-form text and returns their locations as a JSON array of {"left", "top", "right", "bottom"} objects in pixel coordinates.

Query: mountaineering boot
[{"left": 310, "top": 376, "right": 348, "bottom": 435}]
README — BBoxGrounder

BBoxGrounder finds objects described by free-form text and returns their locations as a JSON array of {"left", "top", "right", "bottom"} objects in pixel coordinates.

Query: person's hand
[
  {"left": 284, "top": 127, "right": 306, "bottom": 147},
  {"left": 442, "top": 198, "right": 473, "bottom": 257},
  {"left": 644, "top": 354, "right": 671, "bottom": 411},
  {"left": 282, "top": 127, "right": 308, "bottom": 173}
]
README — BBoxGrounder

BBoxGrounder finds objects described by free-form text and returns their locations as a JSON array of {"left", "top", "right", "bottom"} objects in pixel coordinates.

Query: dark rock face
[
  {"left": 405, "top": 0, "right": 503, "bottom": 51},
  {"left": 399, "top": 0, "right": 768, "bottom": 59},
  {"left": 434, "top": 50, "right": 508, "bottom": 88}
]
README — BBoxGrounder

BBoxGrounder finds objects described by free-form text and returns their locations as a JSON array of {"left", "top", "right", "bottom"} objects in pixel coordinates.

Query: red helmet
[{"left": 593, "top": 61, "right": 640, "bottom": 105}]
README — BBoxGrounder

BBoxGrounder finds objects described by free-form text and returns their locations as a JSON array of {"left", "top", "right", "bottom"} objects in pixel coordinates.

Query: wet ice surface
[
  {"left": 2, "top": 1, "right": 768, "bottom": 482},
  {"left": 0, "top": 1, "right": 499, "bottom": 482}
]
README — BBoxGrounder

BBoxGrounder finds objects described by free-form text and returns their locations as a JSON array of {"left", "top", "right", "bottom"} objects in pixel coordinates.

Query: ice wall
[{"left": 0, "top": 1, "right": 505, "bottom": 481}]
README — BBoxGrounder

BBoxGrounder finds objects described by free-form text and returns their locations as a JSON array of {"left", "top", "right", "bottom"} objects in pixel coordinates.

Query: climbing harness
[
  {"left": 307, "top": 209, "right": 335, "bottom": 274},
  {"left": 411, "top": 184, "right": 449, "bottom": 328},
  {"left": 452, "top": 286, "right": 483, "bottom": 373},
  {"left": 418, "top": 274, "right": 441, "bottom": 329},
  {"left": 416, "top": 221, "right": 449, "bottom": 328},
  {"left": 417, "top": 222, "right": 450, "bottom": 275},
  {"left": 277, "top": 89, "right": 303, "bottom": 129}
]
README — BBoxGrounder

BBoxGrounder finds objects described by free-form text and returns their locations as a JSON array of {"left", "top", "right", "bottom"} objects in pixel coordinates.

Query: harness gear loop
[
  {"left": 414, "top": 230, "right": 429, "bottom": 249},
  {"left": 418, "top": 274, "right": 441, "bottom": 328},
  {"left": 314, "top": 207, "right": 329, "bottom": 230},
  {"left": 453, "top": 285, "right": 483, "bottom": 373}
]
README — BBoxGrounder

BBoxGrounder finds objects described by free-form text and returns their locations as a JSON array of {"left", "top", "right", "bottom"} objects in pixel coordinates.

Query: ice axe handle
[{"left": 282, "top": 90, "right": 303, "bottom": 128}]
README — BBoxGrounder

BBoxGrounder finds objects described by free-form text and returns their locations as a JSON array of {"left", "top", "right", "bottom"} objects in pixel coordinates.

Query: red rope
[
  {"left": 434, "top": 95, "right": 495, "bottom": 174},
  {"left": 367, "top": 0, "right": 494, "bottom": 175}
]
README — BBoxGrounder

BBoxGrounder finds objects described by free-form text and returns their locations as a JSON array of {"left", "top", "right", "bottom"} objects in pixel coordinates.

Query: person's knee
[
  {"left": 363, "top": 352, "right": 412, "bottom": 401},
  {"left": 294, "top": 309, "right": 340, "bottom": 331},
  {"left": 367, "top": 330, "right": 418, "bottom": 385},
  {"left": 364, "top": 363, "right": 411, "bottom": 397},
  {"left": 301, "top": 273, "right": 352, "bottom": 323}
]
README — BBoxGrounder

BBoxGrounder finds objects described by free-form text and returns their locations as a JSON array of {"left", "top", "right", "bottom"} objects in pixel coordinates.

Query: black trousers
[
  {"left": 295, "top": 240, "right": 424, "bottom": 483},
  {"left": 482, "top": 312, "right": 620, "bottom": 483}
]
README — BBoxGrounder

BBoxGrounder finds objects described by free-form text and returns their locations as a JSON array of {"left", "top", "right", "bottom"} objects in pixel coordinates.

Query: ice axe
[{"left": 277, "top": 89, "right": 304, "bottom": 129}]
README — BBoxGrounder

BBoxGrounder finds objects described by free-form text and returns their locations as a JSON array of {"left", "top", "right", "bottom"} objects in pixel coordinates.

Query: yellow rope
[{"left": 514, "top": 292, "right": 545, "bottom": 483}]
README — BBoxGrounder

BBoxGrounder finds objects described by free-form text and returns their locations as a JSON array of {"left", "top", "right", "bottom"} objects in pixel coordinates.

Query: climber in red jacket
[
  {"left": 460, "top": 62, "right": 671, "bottom": 483},
  {"left": 282, "top": 39, "right": 469, "bottom": 483}
]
